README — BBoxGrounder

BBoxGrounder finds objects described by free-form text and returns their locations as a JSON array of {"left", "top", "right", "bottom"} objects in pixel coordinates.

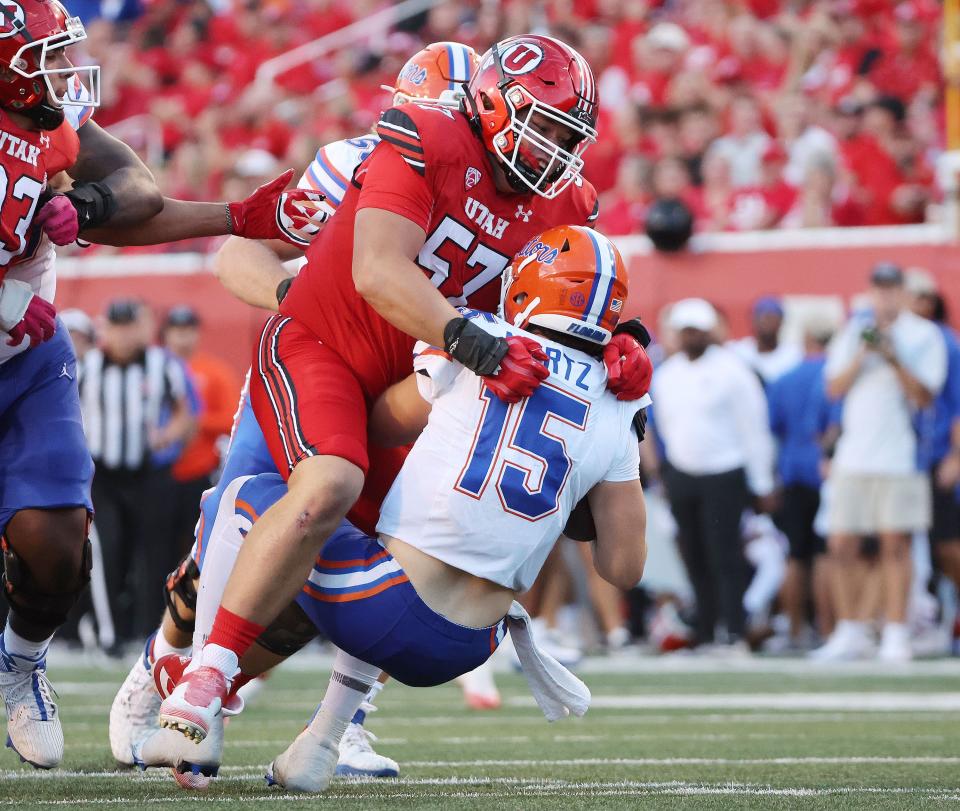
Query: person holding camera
[{"left": 813, "top": 263, "right": 946, "bottom": 662}]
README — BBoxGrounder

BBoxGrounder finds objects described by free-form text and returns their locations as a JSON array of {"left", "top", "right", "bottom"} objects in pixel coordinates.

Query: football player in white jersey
[
  {"left": 151, "top": 224, "right": 650, "bottom": 791},
  {"left": 108, "top": 42, "right": 480, "bottom": 785}
]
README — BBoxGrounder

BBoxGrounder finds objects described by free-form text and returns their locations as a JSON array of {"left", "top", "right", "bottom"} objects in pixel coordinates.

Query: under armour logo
[
  {"left": 39, "top": 133, "right": 50, "bottom": 148},
  {"left": 58, "top": 363, "right": 73, "bottom": 380},
  {"left": 515, "top": 205, "right": 532, "bottom": 222}
]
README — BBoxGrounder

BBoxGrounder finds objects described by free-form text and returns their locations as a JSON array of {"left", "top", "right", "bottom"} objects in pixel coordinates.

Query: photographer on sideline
[{"left": 813, "top": 263, "right": 946, "bottom": 662}]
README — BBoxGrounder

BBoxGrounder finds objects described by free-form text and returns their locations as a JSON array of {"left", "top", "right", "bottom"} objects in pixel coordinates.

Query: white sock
[
  {"left": 0, "top": 626, "right": 52, "bottom": 673},
  {"left": 199, "top": 642, "right": 239, "bottom": 680},
  {"left": 364, "top": 679, "right": 384, "bottom": 706},
  {"left": 308, "top": 649, "right": 382, "bottom": 744},
  {"left": 152, "top": 628, "right": 191, "bottom": 664}
]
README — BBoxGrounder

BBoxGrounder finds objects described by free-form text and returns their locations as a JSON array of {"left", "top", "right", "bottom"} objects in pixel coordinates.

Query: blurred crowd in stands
[{"left": 64, "top": 0, "right": 943, "bottom": 252}]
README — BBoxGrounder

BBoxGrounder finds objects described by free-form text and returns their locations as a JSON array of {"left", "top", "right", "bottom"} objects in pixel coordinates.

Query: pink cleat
[{"left": 158, "top": 666, "right": 230, "bottom": 744}]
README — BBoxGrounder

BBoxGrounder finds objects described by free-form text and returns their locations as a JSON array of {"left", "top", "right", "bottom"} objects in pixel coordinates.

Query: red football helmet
[
  {"left": 0, "top": 0, "right": 99, "bottom": 128},
  {"left": 467, "top": 35, "right": 598, "bottom": 199},
  {"left": 385, "top": 41, "right": 480, "bottom": 109},
  {"left": 501, "top": 225, "right": 628, "bottom": 346}
]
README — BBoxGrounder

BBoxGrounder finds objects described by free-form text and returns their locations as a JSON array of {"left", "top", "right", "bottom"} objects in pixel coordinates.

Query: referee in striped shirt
[{"left": 79, "top": 299, "right": 195, "bottom": 649}]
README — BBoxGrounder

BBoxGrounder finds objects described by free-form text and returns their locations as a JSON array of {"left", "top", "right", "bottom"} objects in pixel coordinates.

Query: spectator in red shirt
[
  {"left": 867, "top": 1, "right": 940, "bottom": 105},
  {"left": 600, "top": 21, "right": 690, "bottom": 112},
  {"left": 728, "top": 142, "right": 797, "bottom": 231},
  {"left": 596, "top": 154, "right": 651, "bottom": 236},
  {"left": 841, "top": 97, "right": 931, "bottom": 225}
]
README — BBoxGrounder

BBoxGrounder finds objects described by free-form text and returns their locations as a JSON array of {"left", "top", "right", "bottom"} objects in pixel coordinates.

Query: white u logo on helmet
[
  {"left": 0, "top": 0, "right": 26, "bottom": 38},
  {"left": 499, "top": 42, "right": 544, "bottom": 75}
]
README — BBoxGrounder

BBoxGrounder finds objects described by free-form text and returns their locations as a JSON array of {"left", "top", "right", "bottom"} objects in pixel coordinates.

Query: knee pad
[
  {"left": 256, "top": 601, "right": 318, "bottom": 657},
  {"left": 1, "top": 534, "right": 91, "bottom": 629},
  {"left": 163, "top": 555, "right": 200, "bottom": 634}
]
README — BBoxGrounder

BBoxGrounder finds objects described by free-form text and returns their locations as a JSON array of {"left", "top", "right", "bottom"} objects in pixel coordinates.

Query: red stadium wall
[{"left": 56, "top": 226, "right": 960, "bottom": 376}]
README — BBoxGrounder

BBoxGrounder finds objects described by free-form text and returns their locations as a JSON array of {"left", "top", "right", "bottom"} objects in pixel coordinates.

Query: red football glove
[
  {"left": 603, "top": 332, "right": 653, "bottom": 401},
  {"left": 35, "top": 194, "right": 80, "bottom": 246},
  {"left": 0, "top": 280, "right": 57, "bottom": 347},
  {"left": 227, "top": 168, "right": 330, "bottom": 247},
  {"left": 482, "top": 336, "right": 549, "bottom": 404}
]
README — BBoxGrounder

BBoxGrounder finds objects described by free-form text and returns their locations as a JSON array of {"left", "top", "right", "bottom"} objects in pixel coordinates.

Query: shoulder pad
[
  {"left": 376, "top": 107, "right": 426, "bottom": 176},
  {"left": 299, "top": 135, "right": 379, "bottom": 206}
]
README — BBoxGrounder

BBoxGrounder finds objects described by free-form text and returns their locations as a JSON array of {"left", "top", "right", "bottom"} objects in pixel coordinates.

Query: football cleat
[
  {"left": 1, "top": 666, "right": 63, "bottom": 769},
  {"left": 158, "top": 665, "right": 230, "bottom": 743},
  {"left": 266, "top": 727, "right": 339, "bottom": 792},
  {"left": 153, "top": 653, "right": 191, "bottom": 699},
  {"left": 132, "top": 711, "right": 224, "bottom": 790},
  {"left": 336, "top": 722, "right": 399, "bottom": 778},
  {"left": 109, "top": 637, "right": 162, "bottom": 766}
]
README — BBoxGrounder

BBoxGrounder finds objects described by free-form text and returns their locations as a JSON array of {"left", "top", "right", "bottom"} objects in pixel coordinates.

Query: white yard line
[
  {"left": 508, "top": 692, "right": 960, "bottom": 711},
  {"left": 5, "top": 756, "right": 958, "bottom": 782},
  {"left": 2, "top": 780, "right": 960, "bottom": 805}
]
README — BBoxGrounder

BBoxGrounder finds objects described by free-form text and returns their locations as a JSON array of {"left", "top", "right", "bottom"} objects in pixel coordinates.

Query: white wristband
[{"left": 0, "top": 279, "right": 33, "bottom": 331}]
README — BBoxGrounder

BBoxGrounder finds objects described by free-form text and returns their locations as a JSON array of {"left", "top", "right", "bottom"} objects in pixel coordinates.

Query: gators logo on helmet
[{"left": 502, "top": 225, "right": 628, "bottom": 346}]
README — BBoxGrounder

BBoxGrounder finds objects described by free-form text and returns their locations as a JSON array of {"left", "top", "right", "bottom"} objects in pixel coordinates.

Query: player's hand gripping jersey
[
  {"left": 376, "top": 310, "right": 649, "bottom": 593},
  {"left": 280, "top": 103, "right": 599, "bottom": 400}
]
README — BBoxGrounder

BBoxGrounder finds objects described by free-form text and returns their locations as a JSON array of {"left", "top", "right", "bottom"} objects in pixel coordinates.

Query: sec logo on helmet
[
  {"left": 0, "top": 0, "right": 26, "bottom": 38},
  {"left": 499, "top": 42, "right": 544, "bottom": 75}
]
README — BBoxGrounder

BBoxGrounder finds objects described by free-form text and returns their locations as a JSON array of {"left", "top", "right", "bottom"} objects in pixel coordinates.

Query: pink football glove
[
  {"left": 483, "top": 336, "right": 550, "bottom": 404},
  {"left": 35, "top": 194, "right": 80, "bottom": 246},
  {"left": 0, "top": 281, "right": 57, "bottom": 347},
  {"left": 603, "top": 332, "right": 653, "bottom": 401},
  {"left": 227, "top": 168, "right": 330, "bottom": 247}
]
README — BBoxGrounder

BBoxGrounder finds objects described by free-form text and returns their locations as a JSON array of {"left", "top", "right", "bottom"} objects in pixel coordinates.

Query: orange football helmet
[
  {"left": 385, "top": 42, "right": 480, "bottom": 108},
  {"left": 502, "top": 225, "right": 628, "bottom": 346},
  {"left": 466, "top": 35, "right": 598, "bottom": 199}
]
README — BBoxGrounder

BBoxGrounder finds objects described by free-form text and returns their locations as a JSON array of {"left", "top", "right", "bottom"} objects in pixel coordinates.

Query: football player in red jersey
[
  {"left": 160, "top": 34, "right": 653, "bottom": 745},
  {"left": 111, "top": 42, "right": 480, "bottom": 786},
  {"left": 0, "top": 0, "right": 323, "bottom": 771}
]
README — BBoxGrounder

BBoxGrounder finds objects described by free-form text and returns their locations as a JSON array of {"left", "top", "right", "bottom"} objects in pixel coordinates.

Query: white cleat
[
  {"left": 158, "top": 665, "right": 228, "bottom": 743},
  {"left": 109, "top": 645, "right": 161, "bottom": 766},
  {"left": 336, "top": 722, "right": 399, "bottom": 778},
  {"left": 132, "top": 711, "right": 223, "bottom": 790},
  {"left": 266, "top": 727, "right": 339, "bottom": 792},
  {"left": 1, "top": 667, "right": 63, "bottom": 769},
  {"left": 456, "top": 659, "right": 501, "bottom": 711}
]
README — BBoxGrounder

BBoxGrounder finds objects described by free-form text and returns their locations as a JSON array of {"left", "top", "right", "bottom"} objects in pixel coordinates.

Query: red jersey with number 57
[{"left": 280, "top": 103, "right": 599, "bottom": 401}]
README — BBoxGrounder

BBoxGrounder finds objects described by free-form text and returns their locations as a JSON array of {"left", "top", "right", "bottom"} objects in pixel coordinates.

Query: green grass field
[{"left": 2, "top": 655, "right": 959, "bottom": 809}]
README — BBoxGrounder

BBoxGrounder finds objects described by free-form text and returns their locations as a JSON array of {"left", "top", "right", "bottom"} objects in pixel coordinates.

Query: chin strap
[{"left": 22, "top": 102, "right": 65, "bottom": 131}]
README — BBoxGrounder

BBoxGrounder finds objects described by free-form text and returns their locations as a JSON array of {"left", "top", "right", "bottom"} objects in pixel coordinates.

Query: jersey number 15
[{"left": 455, "top": 382, "right": 590, "bottom": 521}]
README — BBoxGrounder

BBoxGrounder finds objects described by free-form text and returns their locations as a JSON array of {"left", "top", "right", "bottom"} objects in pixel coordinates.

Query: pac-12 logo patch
[
  {"left": 0, "top": 0, "right": 26, "bottom": 38},
  {"left": 464, "top": 166, "right": 481, "bottom": 190},
  {"left": 499, "top": 42, "right": 544, "bottom": 76}
]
